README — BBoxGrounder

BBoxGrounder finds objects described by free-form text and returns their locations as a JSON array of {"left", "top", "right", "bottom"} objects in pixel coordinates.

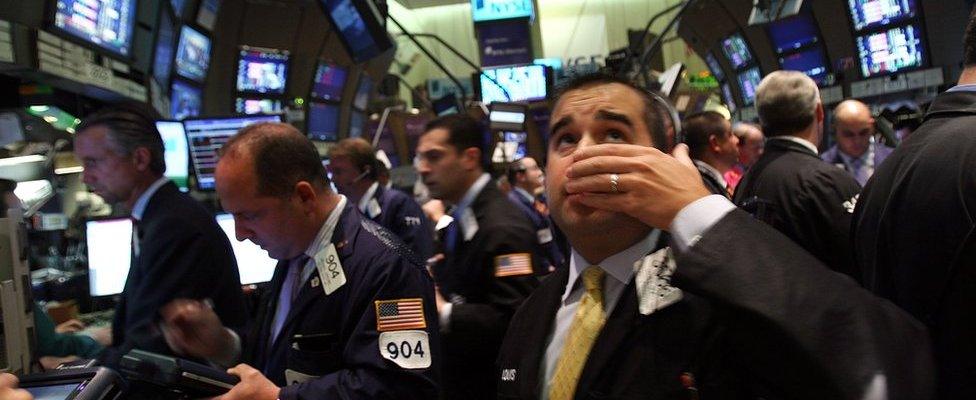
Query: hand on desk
[
  {"left": 55, "top": 319, "right": 85, "bottom": 334},
  {"left": 160, "top": 299, "right": 235, "bottom": 362},
  {"left": 0, "top": 373, "right": 32, "bottom": 400},
  {"left": 211, "top": 364, "right": 280, "bottom": 400}
]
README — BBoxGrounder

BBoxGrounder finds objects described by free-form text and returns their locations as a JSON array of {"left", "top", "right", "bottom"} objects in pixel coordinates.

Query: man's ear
[
  {"left": 461, "top": 147, "right": 482, "bottom": 170},
  {"left": 293, "top": 181, "right": 318, "bottom": 211},
  {"left": 131, "top": 147, "right": 152, "bottom": 172},
  {"left": 708, "top": 134, "right": 722, "bottom": 153}
]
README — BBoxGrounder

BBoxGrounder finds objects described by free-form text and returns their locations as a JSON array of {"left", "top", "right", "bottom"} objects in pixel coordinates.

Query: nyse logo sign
[{"left": 472, "top": 0, "right": 534, "bottom": 22}]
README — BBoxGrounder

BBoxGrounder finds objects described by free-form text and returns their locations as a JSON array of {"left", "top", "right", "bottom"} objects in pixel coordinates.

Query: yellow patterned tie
[{"left": 548, "top": 266, "right": 606, "bottom": 400}]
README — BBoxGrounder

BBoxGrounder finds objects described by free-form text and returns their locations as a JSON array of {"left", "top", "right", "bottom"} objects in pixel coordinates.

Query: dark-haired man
[
  {"left": 416, "top": 114, "right": 542, "bottom": 399},
  {"left": 854, "top": 9, "right": 976, "bottom": 398},
  {"left": 506, "top": 157, "right": 564, "bottom": 271},
  {"left": 682, "top": 111, "right": 739, "bottom": 197},
  {"left": 160, "top": 123, "right": 440, "bottom": 400},
  {"left": 732, "top": 71, "right": 861, "bottom": 280},
  {"left": 328, "top": 138, "right": 434, "bottom": 260},
  {"left": 73, "top": 106, "right": 246, "bottom": 362},
  {"left": 497, "top": 73, "right": 933, "bottom": 399}
]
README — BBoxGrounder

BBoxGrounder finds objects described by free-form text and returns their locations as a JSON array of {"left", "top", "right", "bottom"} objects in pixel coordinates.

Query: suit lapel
[
  {"left": 517, "top": 268, "right": 569, "bottom": 400},
  {"left": 250, "top": 259, "right": 288, "bottom": 367},
  {"left": 575, "top": 280, "right": 641, "bottom": 398}
]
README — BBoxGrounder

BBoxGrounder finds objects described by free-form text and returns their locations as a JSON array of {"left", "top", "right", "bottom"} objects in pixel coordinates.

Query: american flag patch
[
  {"left": 375, "top": 298, "right": 427, "bottom": 332},
  {"left": 494, "top": 253, "right": 533, "bottom": 277}
]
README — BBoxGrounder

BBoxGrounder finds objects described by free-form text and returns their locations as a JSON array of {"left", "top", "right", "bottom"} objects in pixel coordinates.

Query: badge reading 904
[{"left": 379, "top": 330, "right": 431, "bottom": 369}]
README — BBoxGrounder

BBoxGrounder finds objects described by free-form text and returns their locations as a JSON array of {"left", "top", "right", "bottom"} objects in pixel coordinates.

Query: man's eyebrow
[
  {"left": 595, "top": 110, "right": 634, "bottom": 128},
  {"left": 550, "top": 116, "right": 574, "bottom": 134}
]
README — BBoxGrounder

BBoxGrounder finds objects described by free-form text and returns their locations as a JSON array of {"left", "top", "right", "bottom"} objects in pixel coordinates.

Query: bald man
[{"left": 821, "top": 99, "right": 894, "bottom": 186}]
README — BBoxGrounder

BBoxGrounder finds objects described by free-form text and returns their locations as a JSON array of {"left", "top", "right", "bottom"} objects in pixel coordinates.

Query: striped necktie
[{"left": 548, "top": 266, "right": 606, "bottom": 400}]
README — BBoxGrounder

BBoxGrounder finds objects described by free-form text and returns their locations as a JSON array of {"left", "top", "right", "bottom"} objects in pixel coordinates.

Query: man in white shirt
[{"left": 496, "top": 72, "right": 933, "bottom": 400}]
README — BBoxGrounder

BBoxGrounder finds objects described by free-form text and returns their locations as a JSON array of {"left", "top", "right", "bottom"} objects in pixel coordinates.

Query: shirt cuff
[
  {"left": 439, "top": 302, "right": 452, "bottom": 333},
  {"left": 669, "top": 195, "right": 737, "bottom": 252}
]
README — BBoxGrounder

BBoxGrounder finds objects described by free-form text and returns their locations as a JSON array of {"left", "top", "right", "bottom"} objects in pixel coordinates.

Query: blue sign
[
  {"left": 471, "top": 0, "right": 534, "bottom": 22},
  {"left": 477, "top": 19, "right": 533, "bottom": 67}
]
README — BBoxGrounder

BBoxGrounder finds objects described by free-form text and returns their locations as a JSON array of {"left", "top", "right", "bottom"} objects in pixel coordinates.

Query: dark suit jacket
[
  {"left": 498, "top": 209, "right": 934, "bottom": 399},
  {"left": 433, "top": 184, "right": 542, "bottom": 399},
  {"left": 733, "top": 138, "right": 861, "bottom": 279},
  {"left": 506, "top": 190, "right": 564, "bottom": 271},
  {"left": 695, "top": 162, "right": 729, "bottom": 198},
  {"left": 244, "top": 204, "right": 440, "bottom": 400},
  {"left": 853, "top": 89, "right": 976, "bottom": 398},
  {"left": 366, "top": 185, "right": 435, "bottom": 261},
  {"left": 111, "top": 181, "right": 246, "bottom": 357}
]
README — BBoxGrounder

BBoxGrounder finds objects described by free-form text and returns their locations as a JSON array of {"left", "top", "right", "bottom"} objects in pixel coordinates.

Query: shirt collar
[
  {"left": 357, "top": 182, "right": 380, "bottom": 213},
  {"left": 768, "top": 136, "right": 819, "bottom": 155},
  {"left": 563, "top": 233, "right": 657, "bottom": 303},
  {"left": 947, "top": 83, "right": 976, "bottom": 93},
  {"left": 303, "top": 195, "right": 348, "bottom": 259},
  {"left": 513, "top": 187, "right": 534, "bottom": 204},
  {"left": 455, "top": 173, "right": 491, "bottom": 215},
  {"left": 131, "top": 177, "right": 170, "bottom": 220},
  {"left": 693, "top": 160, "right": 727, "bottom": 189}
]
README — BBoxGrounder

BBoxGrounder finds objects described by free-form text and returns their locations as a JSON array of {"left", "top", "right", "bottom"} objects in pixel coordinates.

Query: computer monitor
[
  {"left": 86, "top": 217, "right": 133, "bottom": 297},
  {"left": 236, "top": 47, "right": 289, "bottom": 95},
  {"left": 175, "top": 25, "right": 211, "bottom": 83},
  {"left": 856, "top": 24, "right": 925, "bottom": 77},
  {"left": 310, "top": 62, "right": 348, "bottom": 101},
  {"left": 349, "top": 110, "right": 365, "bottom": 138},
  {"left": 51, "top": 0, "right": 137, "bottom": 59},
  {"left": 214, "top": 213, "right": 277, "bottom": 285},
  {"left": 848, "top": 0, "right": 918, "bottom": 32},
  {"left": 737, "top": 67, "right": 762, "bottom": 106},
  {"left": 779, "top": 47, "right": 829, "bottom": 85},
  {"left": 721, "top": 33, "right": 753, "bottom": 70},
  {"left": 721, "top": 83, "right": 737, "bottom": 113},
  {"left": 489, "top": 102, "right": 528, "bottom": 132},
  {"left": 353, "top": 75, "right": 372, "bottom": 110},
  {"left": 235, "top": 98, "right": 283, "bottom": 115},
  {"left": 152, "top": 7, "right": 177, "bottom": 90},
  {"left": 183, "top": 115, "right": 282, "bottom": 191},
  {"left": 767, "top": 13, "right": 820, "bottom": 54},
  {"left": 196, "top": 0, "right": 222, "bottom": 31},
  {"left": 307, "top": 102, "right": 340, "bottom": 142},
  {"left": 477, "top": 64, "right": 550, "bottom": 104},
  {"left": 171, "top": 80, "right": 202, "bottom": 120},
  {"left": 705, "top": 53, "right": 725, "bottom": 81},
  {"left": 319, "top": 0, "right": 394, "bottom": 63},
  {"left": 155, "top": 121, "right": 190, "bottom": 191}
]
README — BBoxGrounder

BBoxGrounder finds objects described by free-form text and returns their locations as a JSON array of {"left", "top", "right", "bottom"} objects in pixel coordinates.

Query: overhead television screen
[
  {"left": 737, "top": 67, "right": 762, "bottom": 106},
  {"left": 152, "top": 8, "right": 177, "bottom": 89},
  {"left": 175, "top": 25, "right": 211, "bottom": 83},
  {"left": 171, "top": 80, "right": 202, "bottom": 120},
  {"left": 52, "top": 0, "right": 137, "bottom": 58},
  {"left": 311, "top": 62, "right": 348, "bottom": 101},
  {"left": 721, "top": 33, "right": 753, "bottom": 70},
  {"left": 478, "top": 64, "right": 549, "bottom": 104},
  {"left": 197, "top": 0, "right": 222, "bottom": 31},
  {"left": 307, "top": 102, "right": 340, "bottom": 141},
  {"left": 705, "top": 53, "right": 725, "bottom": 81},
  {"left": 349, "top": 110, "right": 365, "bottom": 138},
  {"left": 184, "top": 115, "right": 282, "bottom": 190},
  {"left": 767, "top": 13, "right": 819, "bottom": 54},
  {"left": 235, "top": 98, "right": 283, "bottom": 115},
  {"left": 856, "top": 24, "right": 924, "bottom": 77},
  {"left": 848, "top": 0, "right": 918, "bottom": 32},
  {"left": 237, "top": 47, "right": 289, "bottom": 95},
  {"left": 353, "top": 76, "right": 372, "bottom": 110},
  {"left": 721, "top": 83, "right": 737, "bottom": 113},
  {"left": 321, "top": 0, "right": 393, "bottom": 63},
  {"left": 779, "top": 47, "right": 828, "bottom": 85}
]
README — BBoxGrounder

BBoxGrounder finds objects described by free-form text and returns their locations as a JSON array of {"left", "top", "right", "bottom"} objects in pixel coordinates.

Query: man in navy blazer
[
  {"left": 506, "top": 157, "right": 563, "bottom": 271},
  {"left": 328, "top": 138, "right": 434, "bottom": 261},
  {"left": 73, "top": 106, "right": 246, "bottom": 363},
  {"left": 160, "top": 123, "right": 439, "bottom": 400},
  {"left": 820, "top": 99, "right": 894, "bottom": 186}
]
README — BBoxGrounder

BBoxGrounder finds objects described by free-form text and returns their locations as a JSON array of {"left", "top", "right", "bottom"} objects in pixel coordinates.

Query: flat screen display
[
  {"left": 215, "top": 213, "right": 277, "bottom": 285},
  {"left": 705, "top": 53, "right": 725, "bottom": 81},
  {"left": 86, "top": 217, "right": 132, "bottom": 297},
  {"left": 721, "top": 33, "right": 753, "bottom": 70},
  {"left": 779, "top": 47, "right": 829, "bottom": 85},
  {"left": 25, "top": 383, "right": 83, "bottom": 400},
  {"left": 307, "top": 102, "right": 340, "bottom": 141},
  {"left": 479, "top": 64, "right": 549, "bottom": 104},
  {"left": 737, "top": 67, "right": 762, "bottom": 106},
  {"left": 321, "top": 0, "right": 392, "bottom": 63},
  {"left": 197, "top": 0, "right": 222, "bottom": 31},
  {"left": 349, "top": 110, "right": 365, "bottom": 138},
  {"left": 171, "top": 80, "right": 202, "bottom": 120},
  {"left": 848, "top": 0, "right": 917, "bottom": 31},
  {"left": 236, "top": 48, "right": 289, "bottom": 94},
  {"left": 721, "top": 83, "right": 737, "bottom": 113},
  {"left": 471, "top": 0, "right": 534, "bottom": 22},
  {"left": 856, "top": 24, "right": 924, "bottom": 77},
  {"left": 767, "top": 13, "right": 819, "bottom": 54},
  {"left": 184, "top": 115, "right": 282, "bottom": 190},
  {"left": 353, "top": 76, "right": 372, "bottom": 110},
  {"left": 310, "top": 62, "right": 348, "bottom": 101},
  {"left": 152, "top": 8, "right": 177, "bottom": 89},
  {"left": 235, "top": 98, "right": 283, "bottom": 115},
  {"left": 155, "top": 121, "right": 190, "bottom": 191},
  {"left": 52, "top": 0, "right": 137, "bottom": 58},
  {"left": 175, "top": 25, "right": 211, "bottom": 82}
]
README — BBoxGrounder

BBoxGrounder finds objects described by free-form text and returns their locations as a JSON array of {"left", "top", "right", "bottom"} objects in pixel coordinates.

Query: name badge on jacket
[
  {"left": 285, "top": 369, "right": 319, "bottom": 385},
  {"left": 367, "top": 198, "right": 383, "bottom": 218},
  {"left": 315, "top": 244, "right": 345, "bottom": 295}
]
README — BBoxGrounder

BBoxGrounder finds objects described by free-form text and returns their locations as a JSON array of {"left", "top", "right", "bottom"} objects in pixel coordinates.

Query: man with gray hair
[{"left": 732, "top": 71, "right": 861, "bottom": 280}]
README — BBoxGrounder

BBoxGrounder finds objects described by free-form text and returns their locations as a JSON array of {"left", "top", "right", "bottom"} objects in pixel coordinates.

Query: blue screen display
[
  {"left": 322, "top": 0, "right": 384, "bottom": 63},
  {"left": 349, "top": 111, "right": 365, "bottom": 138},
  {"left": 737, "top": 67, "right": 762, "bottom": 106},
  {"left": 153, "top": 9, "right": 176, "bottom": 88},
  {"left": 171, "top": 80, "right": 202, "bottom": 120},
  {"left": 767, "top": 13, "right": 820, "bottom": 54},
  {"left": 856, "top": 24, "right": 924, "bottom": 77},
  {"left": 780, "top": 47, "right": 829, "bottom": 85},
  {"left": 53, "top": 0, "right": 137, "bottom": 58},
  {"left": 471, "top": 0, "right": 534, "bottom": 22},
  {"left": 237, "top": 48, "right": 289, "bottom": 94},
  {"left": 175, "top": 25, "right": 211, "bottom": 83},
  {"left": 721, "top": 33, "right": 753, "bottom": 70},
  {"left": 354, "top": 76, "right": 372, "bottom": 110},
  {"left": 311, "top": 63, "right": 348, "bottom": 101},
  {"left": 721, "top": 83, "right": 737, "bottom": 113},
  {"left": 705, "top": 53, "right": 725, "bottom": 81},
  {"left": 848, "top": 0, "right": 917, "bottom": 31},
  {"left": 479, "top": 64, "right": 548, "bottom": 104},
  {"left": 307, "top": 102, "right": 340, "bottom": 141}
]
